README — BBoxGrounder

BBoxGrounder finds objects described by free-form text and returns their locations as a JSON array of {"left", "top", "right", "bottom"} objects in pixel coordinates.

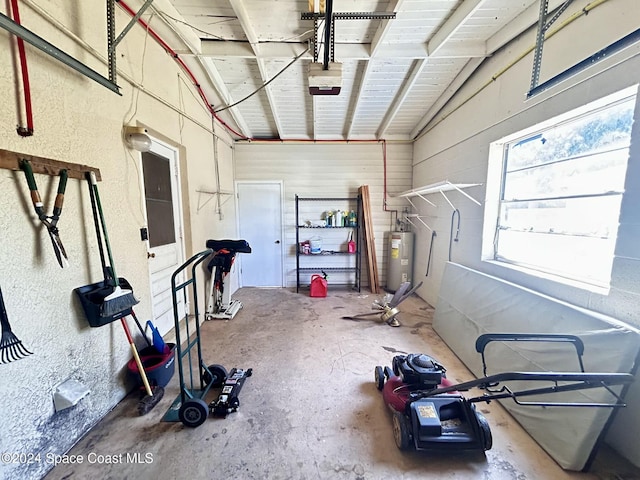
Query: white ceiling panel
[{"left": 137, "top": 0, "right": 559, "bottom": 139}]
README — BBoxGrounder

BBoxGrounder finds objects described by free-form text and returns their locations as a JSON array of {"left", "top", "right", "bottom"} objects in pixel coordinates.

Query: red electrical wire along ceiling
[{"left": 117, "top": 0, "right": 247, "bottom": 140}]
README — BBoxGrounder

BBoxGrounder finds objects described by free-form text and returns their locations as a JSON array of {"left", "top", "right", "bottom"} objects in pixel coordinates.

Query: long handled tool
[
  {"left": 121, "top": 316, "right": 164, "bottom": 415},
  {"left": 87, "top": 172, "right": 138, "bottom": 317},
  {"left": 85, "top": 173, "right": 162, "bottom": 414},
  {"left": 21, "top": 160, "right": 69, "bottom": 268},
  {"left": 0, "top": 286, "right": 33, "bottom": 364}
]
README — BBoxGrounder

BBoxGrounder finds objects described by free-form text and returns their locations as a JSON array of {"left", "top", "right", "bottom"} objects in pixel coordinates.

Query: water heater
[{"left": 387, "top": 231, "right": 414, "bottom": 292}]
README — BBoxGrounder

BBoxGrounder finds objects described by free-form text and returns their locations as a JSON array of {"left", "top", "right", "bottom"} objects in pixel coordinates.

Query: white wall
[
  {"left": 412, "top": 0, "right": 640, "bottom": 466},
  {"left": 234, "top": 141, "right": 413, "bottom": 290},
  {"left": 0, "top": 3, "right": 235, "bottom": 479}
]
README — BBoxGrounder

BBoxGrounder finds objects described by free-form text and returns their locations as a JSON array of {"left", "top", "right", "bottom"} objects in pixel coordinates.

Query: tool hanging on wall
[
  {"left": 21, "top": 160, "right": 68, "bottom": 268},
  {"left": 0, "top": 286, "right": 33, "bottom": 364},
  {"left": 79, "top": 174, "right": 161, "bottom": 414},
  {"left": 87, "top": 171, "right": 139, "bottom": 317}
]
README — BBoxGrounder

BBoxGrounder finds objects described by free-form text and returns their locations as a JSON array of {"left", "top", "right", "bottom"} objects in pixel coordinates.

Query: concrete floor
[{"left": 45, "top": 287, "right": 639, "bottom": 480}]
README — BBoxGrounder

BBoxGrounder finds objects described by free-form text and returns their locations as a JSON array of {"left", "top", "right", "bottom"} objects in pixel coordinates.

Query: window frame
[{"left": 482, "top": 85, "right": 638, "bottom": 292}]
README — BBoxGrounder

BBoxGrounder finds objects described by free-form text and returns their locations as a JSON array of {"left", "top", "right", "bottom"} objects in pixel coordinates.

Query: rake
[{"left": 0, "top": 286, "right": 33, "bottom": 364}]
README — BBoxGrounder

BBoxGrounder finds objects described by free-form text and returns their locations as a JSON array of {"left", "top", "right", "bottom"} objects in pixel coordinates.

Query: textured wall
[
  {"left": 0, "top": 2, "right": 234, "bottom": 479},
  {"left": 411, "top": 0, "right": 640, "bottom": 466}
]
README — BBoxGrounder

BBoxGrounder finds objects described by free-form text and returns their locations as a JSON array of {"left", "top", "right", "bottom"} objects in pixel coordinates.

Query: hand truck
[{"left": 161, "top": 249, "right": 252, "bottom": 427}]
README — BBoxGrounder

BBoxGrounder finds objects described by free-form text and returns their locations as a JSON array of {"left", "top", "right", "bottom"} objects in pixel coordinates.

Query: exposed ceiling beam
[
  {"left": 199, "top": 41, "right": 362, "bottom": 59},
  {"left": 150, "top": 0, "right": 202, "bottom": 54},
  {"left": 148, "top": 2, "right": 251, "bottom": 137},
  {"left": 410, "top": 57, "right": 484, "bottom": 139},
  {"left": 486, "top": 0, "right": 567, "bottom": 54},
  {"left": 377, "top": 58, "right": 427, "bottom": 137},
  {"left": 370, "top": 0, "right": 405, "bottom": 57},
  {"left": 228, "top": 0, "right": 283, "bottom": 138},
  {"left": 200, "top": 57, "right": 253, "bottom": 138},
  {"left": 373, "top": 0, "right": 487, "bottom": 139},
  {"left": 198, "top": 41, "right": 487, "bottom": 60},
  {"left": 342, "top": 0, "right": 403, "bottom": 139},
  {"left": 373, "top": 42, "right": 487, "bottom": 59},
  {"left": 427, "top": 0, "right": 489, "bottom": 56},
  {"left": 410, "top": 0, "right": 569, "bottom": 139},
  {"left": 345, "top": 59, "right": 373, "bottom": 139}
]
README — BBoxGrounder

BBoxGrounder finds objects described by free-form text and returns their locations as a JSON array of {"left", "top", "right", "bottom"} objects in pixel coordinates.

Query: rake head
[{"left": 1, "top": 332, "right": 33, "bottom": 364}]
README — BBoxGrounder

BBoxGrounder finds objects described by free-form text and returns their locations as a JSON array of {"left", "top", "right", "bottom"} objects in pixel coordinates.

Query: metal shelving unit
[{"left": 295, "top": 195, "right": 361, "bottom": 293}]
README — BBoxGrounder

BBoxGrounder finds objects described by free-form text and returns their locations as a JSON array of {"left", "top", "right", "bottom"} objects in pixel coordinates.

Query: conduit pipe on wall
[
  {"left": 381, "top": 139, "right": 400, "bottom": 229},
  {"left": 9, "top": 0, "right": 33, "bottom": 136},
  {"left": 117, "top": 0, "right": 248, "bottom": 140}
]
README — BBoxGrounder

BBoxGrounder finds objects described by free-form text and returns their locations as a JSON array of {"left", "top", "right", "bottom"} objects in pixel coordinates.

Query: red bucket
[{"left": 310, "top": 274, "right": 327, "bottom": 297}]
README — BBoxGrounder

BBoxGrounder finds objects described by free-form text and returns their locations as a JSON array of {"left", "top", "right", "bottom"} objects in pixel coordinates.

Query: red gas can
[{"left": 310, "top": 274, "right": 327, "bottom": 297}]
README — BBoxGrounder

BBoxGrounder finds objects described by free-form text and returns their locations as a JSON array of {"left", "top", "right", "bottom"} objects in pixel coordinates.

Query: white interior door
[
  {"left": 141, "top": 140, "right": 185, "bottom": 335},
  {"left": 236, "top": 182, "right": 283, "bottom": 286}
]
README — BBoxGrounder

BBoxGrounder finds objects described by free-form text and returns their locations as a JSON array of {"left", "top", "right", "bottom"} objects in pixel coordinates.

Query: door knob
[
  {"left": 147, "top": 252, "right": 156, "bottom": 258},
  {"left": 275, "top": 240, "right": 280, "bottom": 244}
]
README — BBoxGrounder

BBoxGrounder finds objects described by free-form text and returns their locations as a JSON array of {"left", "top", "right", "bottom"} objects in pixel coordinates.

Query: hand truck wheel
[
  {"left": 179, "top": 398, "right": 209, "bottom": 428},
  {"left": 203, "top": 364, "right": 228, "bottom": 388}
]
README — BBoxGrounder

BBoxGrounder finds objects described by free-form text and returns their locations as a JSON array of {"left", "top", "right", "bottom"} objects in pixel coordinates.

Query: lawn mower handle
[
  {"left": 412, "top": 371, "right": 634, "bottom": 408},
  {"left": 475, "top": 333, "right": 586, "bottom": 375}
]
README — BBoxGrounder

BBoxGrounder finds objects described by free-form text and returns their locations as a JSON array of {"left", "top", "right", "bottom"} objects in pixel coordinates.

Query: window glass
[{"left": 488, "top": 87, "right": 637, "bottom": 288}]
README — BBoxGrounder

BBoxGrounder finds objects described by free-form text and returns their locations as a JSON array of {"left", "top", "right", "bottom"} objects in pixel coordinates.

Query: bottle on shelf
[
  {"left": 334, "top": 210, "right": 342, "bottom": 228},
  {"left": 326, "top": 211, "right": 333, "bottom": 227},
  {"left": 349, "top": 210, "right": 357, "bottom": 227}
]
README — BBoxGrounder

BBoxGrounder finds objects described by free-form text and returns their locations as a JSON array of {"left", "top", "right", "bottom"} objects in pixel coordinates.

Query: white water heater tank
[{"left": 387, "top": 231, "right": 414, "bottom": 292}]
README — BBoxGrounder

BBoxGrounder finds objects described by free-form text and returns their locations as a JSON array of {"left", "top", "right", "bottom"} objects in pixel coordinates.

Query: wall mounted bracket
[
  {"left": 0, "top": 12, "right": 120, "bottom": 94},
  {"left": 393, "top": 181, "right": 482, "bottom": 209},
  {"left": 529, "top": 0, "right": 575, "bottom": 92},
  {"left": 0, "top": 149, "right": 102, "bottom": 181},
  {"left": 393, "top": 181, "right": 481, "bottom": 231},
  {"left": 107, "top": 0, "right": 155, "bottom": 83}
]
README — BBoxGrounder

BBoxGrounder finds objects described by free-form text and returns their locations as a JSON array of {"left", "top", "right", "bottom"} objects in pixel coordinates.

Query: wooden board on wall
[
  {"left": 0, "top": 149, "right": 101, "bottom": 181},
  {"left": 359, "top": 185, "right": 379, "bottom": 294}
]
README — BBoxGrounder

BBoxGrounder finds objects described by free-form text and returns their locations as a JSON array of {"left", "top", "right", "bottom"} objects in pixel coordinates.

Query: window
[{"left": 485, "top": 86, "right": 637, "bottom": 289}]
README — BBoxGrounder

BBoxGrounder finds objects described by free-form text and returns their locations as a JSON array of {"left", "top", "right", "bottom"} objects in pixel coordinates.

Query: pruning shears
[{"left": 21, "top": 160, "right": 69, "bottom": 268}]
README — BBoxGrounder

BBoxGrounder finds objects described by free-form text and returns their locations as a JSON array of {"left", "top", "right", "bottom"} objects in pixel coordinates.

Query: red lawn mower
[{"left": 375, "top": 334, "right": 633, "bottom": 453}]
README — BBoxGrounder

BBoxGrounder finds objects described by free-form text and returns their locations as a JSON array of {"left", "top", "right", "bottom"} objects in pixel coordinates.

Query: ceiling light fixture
[{"left": 123, "top": 125, "right": 151, "bottom": 152}]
